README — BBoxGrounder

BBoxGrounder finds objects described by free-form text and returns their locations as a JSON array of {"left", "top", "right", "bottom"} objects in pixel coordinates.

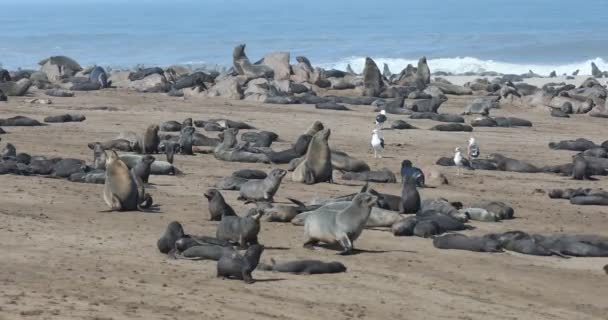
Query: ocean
[{"left": 2, "top": 0, "right": 608, "bottom": 75}]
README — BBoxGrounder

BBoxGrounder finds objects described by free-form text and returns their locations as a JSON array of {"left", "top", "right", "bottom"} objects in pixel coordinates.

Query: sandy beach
[{"left": 1, "top": 82, "right": 607, "bottom": 320}]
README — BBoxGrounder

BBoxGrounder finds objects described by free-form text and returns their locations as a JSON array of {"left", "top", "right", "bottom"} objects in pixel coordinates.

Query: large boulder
[
  {"left": 108, "top": 71, "right": 131, "bottom": 88},
  {"left": 39, "top": 56, "right": 82, "bottom": 82},
  {"left": 206, "top": 77, "right": 243, "bottom": 100},
  {"left": 0, "top": 79, "right": 32, "bottom": 96},
  {"left": 129, "top": 74, "right": 169, "bottom": 92},
  {"left": 362, "top": 57, "right": 384, "bottom": 97},
  {"left": 262, "top": 52, "right": 291, "bottom": 80}
]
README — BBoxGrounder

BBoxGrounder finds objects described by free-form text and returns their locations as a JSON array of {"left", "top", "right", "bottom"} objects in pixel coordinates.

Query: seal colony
[{"left": 1, "top": 45, "right": 608, "bottom": 318}]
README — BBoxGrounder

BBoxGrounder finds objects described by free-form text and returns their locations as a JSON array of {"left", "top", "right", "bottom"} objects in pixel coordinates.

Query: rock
[
  {"left": 206, "top": 77, "right": 244, "bottom": 100},
  {"left": 262, "top": 52, "right": 291, "bottom": 81},
  {"left": 362, "top": 57, "right": 384, "bottom": 97},
  {"left": 39, "top": 56, "right": 82, "bottom": 82},
  {"left": 0, "top": 79, "right": 32, "bottom": 96},
  {"left": 129, "top": 74, "right": 169, "bottom": 92}
]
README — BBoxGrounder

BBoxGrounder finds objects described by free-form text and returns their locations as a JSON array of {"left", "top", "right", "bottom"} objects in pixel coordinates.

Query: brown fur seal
[
  {"left": 216, "top": 244, "right": 264, "bottom": 284},
  {"left": 292, "top": 128, "right": 332, "bottom": 184},
  {"left": 238, "top": 168, "right": 287, "bottom": 202},
  {"left": 303, "top": 193, "right": 377, "bottom": 255},
  {"left": 140, "top": 124, "right": 160, "bottom": 154},
  {"left": 103, "top": 150, "right": 153, "bottom": 211},
  {"left": 131, "top": 154, "right": 155, "bottom": 183},
  {"left": 258, "top": 258, "right": 346, "bottom": 274},
  {"left": 400, "top": 175, "right": 421, "bottom": 214},
  {"left": 157, "top": 221, "right": 185, "bottom": 254},
  {"left": 216, "top": 210, "right": 262, "bottom": 248},
  {"left": 572, "top": 154, "right": 590, "bottom": 180},
  {"left": 204, "top": 189, "right": 237, "bottom": 221}
]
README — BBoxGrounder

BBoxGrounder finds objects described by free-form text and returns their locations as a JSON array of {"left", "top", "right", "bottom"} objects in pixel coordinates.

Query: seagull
[
  {"left": 371, "top": 129, "right": 384, "bottom": 158},
  {"left": 454, "top": 147, "right": 471, "bottom": 175},
  {"left": 375, "top": 110, "right": 387, "bottom": 129},
  {"left": 400, "top": 160, "right": 425, "bottom": 187},
  {"left": 468, "top": 137, "right": 480, "bottom": 159}
]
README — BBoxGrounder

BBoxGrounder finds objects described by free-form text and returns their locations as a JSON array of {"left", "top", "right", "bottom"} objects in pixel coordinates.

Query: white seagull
[
  {"left": 468, "top": 137, "right": 480, "bottom": 159},
  {"left": 375, "top": 110, "right": 387, "bottom": 129},
  {"left": 371, "top": 129, "right": 385, "bottom": 158},
  {"left": 454, "top": 147, "right": 471, "bottom": 175}
]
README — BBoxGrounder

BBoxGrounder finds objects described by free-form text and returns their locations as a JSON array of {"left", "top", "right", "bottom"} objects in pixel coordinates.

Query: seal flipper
[{"left": 303, "top": 163, "right": 316, "bottom": 185}]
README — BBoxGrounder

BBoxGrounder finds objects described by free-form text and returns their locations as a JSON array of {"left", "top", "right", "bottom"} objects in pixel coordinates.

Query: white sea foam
[{"left": 318, "top": 56, "right": 608, "bottom": 76}]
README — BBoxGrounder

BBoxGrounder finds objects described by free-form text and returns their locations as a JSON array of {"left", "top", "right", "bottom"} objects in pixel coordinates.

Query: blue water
[{"left": 2, "top": 0, "right": 608, "bottom": 75}]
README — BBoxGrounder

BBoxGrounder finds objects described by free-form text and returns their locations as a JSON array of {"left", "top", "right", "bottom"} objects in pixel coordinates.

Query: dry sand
[{"left": 0, "top": 88, "right": 607, "bottom": 320}]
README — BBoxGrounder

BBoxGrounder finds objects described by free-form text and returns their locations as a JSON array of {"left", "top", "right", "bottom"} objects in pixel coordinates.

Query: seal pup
[
  {"left": 216, "top": 244, "right": 264, "bottom": 284},
  {"left": 292, "top": 128, "right": 332, "bottom": 184},
  {"left": 103, "top": 150, "right": 153, "bottom": 211},
  {"left": 140, "top": 124, "right": 160, "bottom": 154},
  {"left": 400, "top": 175, "right": 421, "bottom": 214},
  {"left": 468, "top": 137, "right": 480, "bottom": 159},
  {"left": 371, "top": 129, "right": 384, "bottom": 158},
  {"left": 157, "top": 221, "right": 186, "bottom": 254},
  {"left": 216, "top": 210, "right": 262, "bottom": 248},
  {"left": 433, "top": 234, "right": 503, "bottom": 252},
  {"left": 131, "top": 154, "right": 155, "bottom": 183},
  {"left": 258, "top": 259, "right": 346, "bottom": 275},
  {"left": 303, "top": 193, "right": 377, "bottom": 255},
  {"left": 204, "top": 189, "right": 237, "bottom": 221},
  {"left": 164, "top": 140, "right": 179, "bottom": 164},
  {"left": 400, "top": 160, "right": 425, "bottom": 187},
  {"left": 2, "top": 142, "right": 17, "bottom": 158},
  {"left": 178, "top": 126, "right": 195, "bottom": 155},
  {"left": 572, "top": 154, "right": 590, "bottom": 180},
  {"left": 238, "top": 168, "right": 287, "bottom": 202}
]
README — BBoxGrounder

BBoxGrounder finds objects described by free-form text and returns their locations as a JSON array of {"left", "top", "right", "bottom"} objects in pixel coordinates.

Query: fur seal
[
  {"left": 430, "top": 123, "right": 473, "bottom": 132},
  {"left": 214, "top": 128, "right": 270, "bottom": 163},
  {"left": 391, "top": 217, "right": 418, "bottom": 236},
  {"left": 331, "top": 150, "right": 370, "bottom": 172},
  {"left": 459, "top": 208, "right": 500, "bottom": 222},
  {"left": 216, "top": 210, "right": 262, "bottom": 248},
  {"left": 204, "top": 189, "right": 237, "bottom": 221},
  {"left": 303, "top": 193, "right": 377, "bottom": 254},
  {"left": 259, "top": 259, "right": 346, "bottom": 274},
  {"left": 131, "top": 155, "right": 155, "bottom": 183},
  {"left": 433, "top": 234, "right": 503, "bottom": 252},
  {"left": 89, "top": 66, "right": 109, "bottom": 88},
  {"left": 232, "top": 44, "right": 273, "bottom": 78},
  {"left": 292, "top": 128, "right": 332, "bottom": 184},
  {"left": 157, "top": 221, "right": 185, "bottom": 254},
  {"left": 140, "top": 124, "right": 160, "bottom": 154},
  {"left": 160, "top": 121, "right": 182, "bottom": 132},
  {"left": 232, "top": 169, "right": 267, "bottom": 180},
  {"left": 174, "top": 244, "right": 233, "bottom": 261},
  {"left": 0, "top": 116, "right": 42, "bottom": 126},
  {"left": 214, "top": 176, "right": 249, "bottom": 190},
  {"left": 216, "top": 244, "right": 264, "bottom": 284},
  {"left": 178, "top": 126, "right": 195, "bottom": 155},
  {"left": 341, "top": 168, "right": 397, "bottom": 183},
  {"left": 103, "top": 150, "right": 153, "bottom": 211},
  {"left": 119, "top": 154, "right": 181, "bottom": 176},
  {"left": 572, "top": 154, "right": 590, "bottom": 180},
  {"left": 164, "top": 140, "right": 179, "bottom": 164},
  {"left": 400, "top": 175, "right": 421, "bottom": 214},
  {"left": 253, "top": 201, "right": 305, "bottom": 223},
  {"left": 489, "top": 154, "right": 540, "bottom": 173},
  {"left": 238, "top": 168, "right": 287, "bottom": 202}
]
